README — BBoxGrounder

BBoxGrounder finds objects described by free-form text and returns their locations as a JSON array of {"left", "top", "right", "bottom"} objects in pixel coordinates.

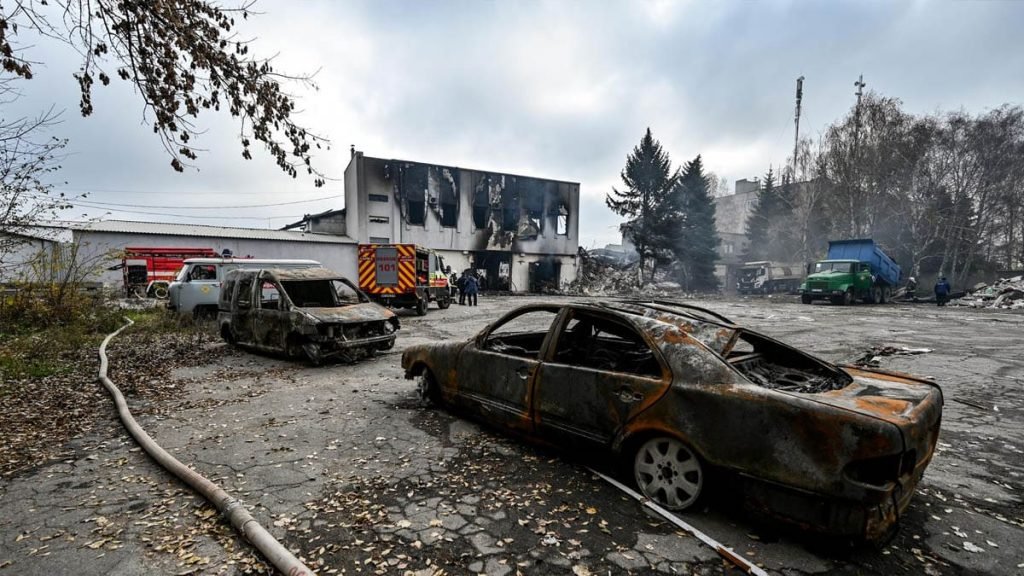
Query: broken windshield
[{"left": 281, "top": 279, "right": 367, "bottom": 307}]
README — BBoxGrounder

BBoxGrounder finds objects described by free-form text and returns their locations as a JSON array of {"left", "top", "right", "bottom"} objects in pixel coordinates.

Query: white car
[{"left": 167, "top": 257, "right": 321, "bottom": 318}]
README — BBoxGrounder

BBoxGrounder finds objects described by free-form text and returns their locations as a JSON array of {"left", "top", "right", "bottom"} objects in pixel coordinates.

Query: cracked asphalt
[{"left": 1, "top": 295, "right": 1022, "bottom": 575}]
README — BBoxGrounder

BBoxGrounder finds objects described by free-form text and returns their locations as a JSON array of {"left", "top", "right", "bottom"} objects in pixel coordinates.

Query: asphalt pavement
[{"left": 1, "top": 295, "right": 1022, "bottom": 575}]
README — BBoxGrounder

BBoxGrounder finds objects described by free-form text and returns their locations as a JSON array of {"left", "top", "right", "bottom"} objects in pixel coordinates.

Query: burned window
[
  {"left": 518, "top": 178, "right": 545, "bottom": 239},
  {"left": 220, "top": 278, "right": 236, "bottom": 306},
  {"left": 556, "top": 204, "right": 568, "bottom": 235},
  {"left": 259, "top": 281, "right": 282, "bottom": 310},
  {"left": 501, "top": 185, "right": 519, "bottom": 231},
  {"left": 235, "top": 275, "right": 254, "bottom": 309},
  {"left": 473, "top": 183, "right": 490, "bottom": 229},
  {"left": 369, "top": 216, "right": 390, "bottom": 224},
  {"left": 400, "top": 164, "right": 428, "bottom": 225},
  {"left": 484, "top": 308, "right": 559, "bottom": 359},
  {"left": 553, "top": 312, "right": 660, "bottom": 378},
  {"left": 369, "top": 194, "right": 389, "bottom": 203},
  {"left": 438, "top": 167, "right": 458, "bottom": 228}
]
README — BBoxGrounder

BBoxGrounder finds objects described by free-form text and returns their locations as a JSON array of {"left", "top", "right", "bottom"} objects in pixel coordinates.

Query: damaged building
[{"left": 289, "top": 150, "right": 580, "bottom": 292}]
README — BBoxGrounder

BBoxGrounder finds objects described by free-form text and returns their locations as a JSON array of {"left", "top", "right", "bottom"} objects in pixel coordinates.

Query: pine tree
[
  {"left": 673, "top": 155, "right": 720, "bottom": 291},
  {"left": 606, "top": 128, "right": 679, "bottom": 284},
  {"left": 743, "top": 167, "right": 779, "bottom": 262}
]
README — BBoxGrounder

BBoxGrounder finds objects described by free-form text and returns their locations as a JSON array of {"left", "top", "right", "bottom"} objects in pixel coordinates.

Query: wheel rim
[
  {"left": 417, "top": 372, "right": 434, "bottom": 402},
  {"left": 634, "top": 438, "right": 703, "bottom": 510}
]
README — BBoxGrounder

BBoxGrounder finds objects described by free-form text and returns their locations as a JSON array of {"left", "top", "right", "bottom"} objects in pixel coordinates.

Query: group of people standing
[{"left": 448, "top": 270, "right": 479, "bottom": 306}]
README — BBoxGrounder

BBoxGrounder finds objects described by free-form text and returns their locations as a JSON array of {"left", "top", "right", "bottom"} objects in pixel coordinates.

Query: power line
[
  {"left": 55, "top": 194, "right": 342, "bottom": 210},
  {"left": 54, "top": 199, "right": 304, "bottom": 220},
  {"left": 53, "top": 185, "right": 340, "bottom": 197}
]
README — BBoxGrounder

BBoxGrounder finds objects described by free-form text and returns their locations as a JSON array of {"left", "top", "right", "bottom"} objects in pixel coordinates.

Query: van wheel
[{"left": 220, "top": 325, "right": 235, "bottom": 345}]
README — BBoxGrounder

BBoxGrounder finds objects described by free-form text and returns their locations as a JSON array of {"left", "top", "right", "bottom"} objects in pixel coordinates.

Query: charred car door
[
  {"left": 534, "top": 308, "right": 671, "bottom": 447},
  {"left": 230, "top": 273, "right": 258, "bottom": 345},
  {"left": 251, "top": 274, "right": 289, "bottom": 351},
  {"left": 456, "top": 306, "right": 563, "bottom": 434}
]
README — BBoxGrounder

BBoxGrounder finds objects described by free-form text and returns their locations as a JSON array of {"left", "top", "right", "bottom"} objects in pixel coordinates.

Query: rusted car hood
[{"left": 299, "top": 304, "right": 396, "bottom": 324}]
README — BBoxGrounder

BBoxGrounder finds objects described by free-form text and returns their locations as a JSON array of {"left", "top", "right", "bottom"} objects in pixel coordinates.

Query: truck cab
[{"left": 800, "top": 239, "right": 901, "bottom": 306}]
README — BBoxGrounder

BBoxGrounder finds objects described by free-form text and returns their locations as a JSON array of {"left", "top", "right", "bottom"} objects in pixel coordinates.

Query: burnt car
[
  {"left": 402, "top": 300, "right": 942, "bottom": 541},
  {"left": 219, "top": 268, "right": 399, "bottom": 364}
]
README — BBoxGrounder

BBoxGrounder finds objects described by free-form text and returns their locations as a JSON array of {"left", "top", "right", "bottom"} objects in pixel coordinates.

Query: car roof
[{"left": 568, "top": 299, "right": 739, "bottom": 355}]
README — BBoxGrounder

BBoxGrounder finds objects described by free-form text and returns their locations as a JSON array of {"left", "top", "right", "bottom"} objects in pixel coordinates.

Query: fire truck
[
  {"left": 121, "top": 246, "right": 219, "bottom": 298},
  {"left": 358, "top": 243, "right": 452, "bottom": 315}
]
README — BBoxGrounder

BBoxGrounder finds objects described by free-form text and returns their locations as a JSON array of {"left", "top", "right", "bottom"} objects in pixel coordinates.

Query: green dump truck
[{"left": 800, "top": 239, "right": 901, "bottom": 305}]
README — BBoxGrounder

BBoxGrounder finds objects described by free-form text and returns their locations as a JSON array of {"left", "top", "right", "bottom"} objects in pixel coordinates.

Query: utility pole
[
  {"left": 851, "top": 74, "right": 867, "bottom": 237},
  {"left": 793, "top": 76, "right": 804, "bottom": 180},
  {"left": 853, "top": 74, "right": 866, "bottom": 144}
]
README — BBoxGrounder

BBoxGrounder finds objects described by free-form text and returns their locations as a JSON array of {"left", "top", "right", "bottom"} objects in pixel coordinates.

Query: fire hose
[{"left": 98, "top": 318, "right": 315, "bottom": 576}]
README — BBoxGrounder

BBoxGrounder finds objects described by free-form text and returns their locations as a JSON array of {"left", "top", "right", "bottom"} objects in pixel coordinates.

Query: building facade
[{"left": 295, "top": 151, "right": 581, "bottom": 292}]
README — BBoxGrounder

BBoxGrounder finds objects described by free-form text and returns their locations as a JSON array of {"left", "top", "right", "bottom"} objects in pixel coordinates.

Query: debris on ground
[
  {"left": 951, "top": 276, "right": 1024, "bottom": 309},
  {"left": 566, "top": 248, "right": 688, "bottom": 297},
  {"left": 853, "top": 346, "right": 933, "bottom": 367}
]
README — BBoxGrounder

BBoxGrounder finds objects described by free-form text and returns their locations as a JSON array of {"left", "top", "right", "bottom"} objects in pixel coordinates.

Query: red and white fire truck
[{"left": 122, "top": 246, "right": 219, "bottom": 298}]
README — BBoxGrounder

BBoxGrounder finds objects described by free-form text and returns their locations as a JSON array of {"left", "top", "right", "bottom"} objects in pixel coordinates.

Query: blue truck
[{"left": 800, "top": 239, "right": 901, "bottom": 305}]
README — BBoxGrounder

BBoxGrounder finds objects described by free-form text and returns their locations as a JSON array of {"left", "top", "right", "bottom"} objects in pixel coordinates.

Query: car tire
[
  {"left": 437, "top": 294, "right": 451, "bottom": 309},
  {"left": 633, "top": 437, "right": 704, "bottom": 511},
  {"left": 417, "top": 369, "right": 440, "bottom": 406},
  {"left": 220, "top": 325, "right": 235, "bottom": 345},
  {"left": 415, "top": 297, "right": 427, "bottom": 316},
  {"left": 801, "top": 295, "right": 812, "bottom": 305}
]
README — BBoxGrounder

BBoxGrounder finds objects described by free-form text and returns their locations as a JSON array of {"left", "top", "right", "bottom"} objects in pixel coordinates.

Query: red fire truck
[
  {"left": 122, "top": 247, "right": 220, "bottom": 298},
  {"left": 358, "top": 243, "right": 451, "bottom": 315}
]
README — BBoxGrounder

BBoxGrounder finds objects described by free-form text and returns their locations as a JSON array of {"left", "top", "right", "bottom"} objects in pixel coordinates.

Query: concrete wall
[
  {"left": 0, "top": 235, "right": 58, "bottom": 283},
  {"left": 714, "top": 190, "right": 758, "bottom": 236},
  {"left": 71, "top": 231, "right": 358, "bottom": 286}
]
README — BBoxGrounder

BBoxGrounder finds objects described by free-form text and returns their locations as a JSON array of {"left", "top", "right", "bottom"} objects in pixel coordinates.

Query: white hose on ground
[{"left": 98, "top": 318, "right": 316, "bottom": 576}]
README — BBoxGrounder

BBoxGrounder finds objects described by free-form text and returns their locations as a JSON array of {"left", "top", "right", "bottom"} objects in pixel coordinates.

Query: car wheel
[
  {"left": 302, "top": 342, "right": 323, "bottom": 366},
  {"left": 633, "top": 437, "right": 704, "bottom": 511},
  {"left": 437, "top": 294, "right": 451, "bottom": 309},
  {"left": 801, "top": 295, "right": 812, "bottom": 305},
  {"left": 415, "top": 297, "right": 427, "bottom": 316},
  {"left": 220, "top": 325, "right": 235, "bottom": 345},
  {"left": 417, "top": 369, "right": 440, "bottom": 405}
]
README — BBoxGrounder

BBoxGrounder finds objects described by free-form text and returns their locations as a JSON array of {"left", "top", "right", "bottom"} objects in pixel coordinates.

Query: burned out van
[
  {"left": 167, "top": 257, "right": 321, "bottom": 318},
  {"left": 218, "top": 268, "right": 400, "bottom": 364}
]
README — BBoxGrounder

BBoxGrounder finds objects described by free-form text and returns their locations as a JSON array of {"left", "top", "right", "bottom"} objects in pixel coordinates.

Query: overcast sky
[{"left": 11, "top": 0, "right": 1024, "bottom": 247}]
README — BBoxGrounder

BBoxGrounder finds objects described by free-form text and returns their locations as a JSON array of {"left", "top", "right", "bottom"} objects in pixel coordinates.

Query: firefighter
[{"left": 934, "top": 276, "right": 951, "bottom": 307}]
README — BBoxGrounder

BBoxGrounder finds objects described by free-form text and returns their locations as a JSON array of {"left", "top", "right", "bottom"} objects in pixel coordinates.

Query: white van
[{"left": 167, "top": 258, "right": 321, "bottom": 317}]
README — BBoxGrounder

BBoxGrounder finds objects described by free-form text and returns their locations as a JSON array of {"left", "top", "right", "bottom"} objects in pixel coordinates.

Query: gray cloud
[{"left": 6, "top": 0, "right": 1023, "bottom": 247}]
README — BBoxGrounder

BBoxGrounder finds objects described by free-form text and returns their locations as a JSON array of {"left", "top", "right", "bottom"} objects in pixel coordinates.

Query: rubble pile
[
  {"left": 566, "top": 249, "right": 686, "bottom": 296},
  {"left": 951, "top": 276, "right": 1024, "bottom": 309}
]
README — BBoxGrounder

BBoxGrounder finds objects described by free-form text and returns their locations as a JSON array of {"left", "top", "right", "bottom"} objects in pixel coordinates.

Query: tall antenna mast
[
  {"left": 793, "top": 76, "right": 804, "bottom": 180},
  {"left": 854, "top": 74, "right": 866, "bottom": 144}
]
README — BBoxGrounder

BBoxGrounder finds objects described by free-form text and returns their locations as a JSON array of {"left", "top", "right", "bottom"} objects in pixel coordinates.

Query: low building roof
[{"left": 67, "top": 219, "right": 356, "bottom": 244}]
